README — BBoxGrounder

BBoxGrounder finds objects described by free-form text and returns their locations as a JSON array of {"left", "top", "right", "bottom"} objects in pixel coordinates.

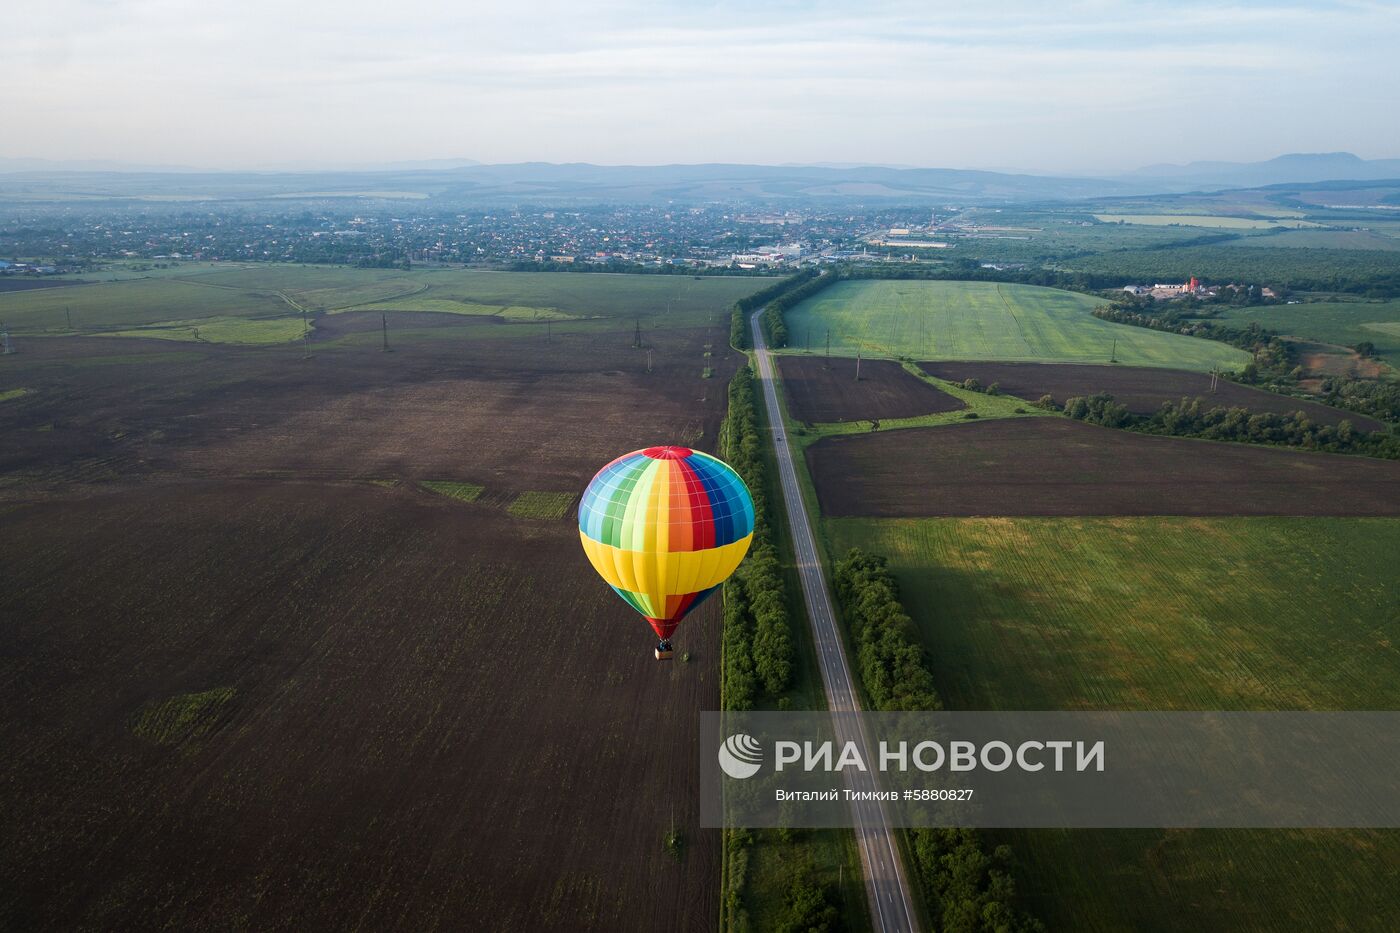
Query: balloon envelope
[{"left": 579, "top": 446, "right": 755, "bottom": 640}]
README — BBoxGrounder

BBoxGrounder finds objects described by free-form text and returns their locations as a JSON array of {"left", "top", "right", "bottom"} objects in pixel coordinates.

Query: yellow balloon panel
[{"left": 579, "top": 532, "right": 754, "bottom": 618}]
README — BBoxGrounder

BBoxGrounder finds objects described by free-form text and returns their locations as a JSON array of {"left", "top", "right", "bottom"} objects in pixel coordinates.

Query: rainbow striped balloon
[{"left": 579, "top": 446, "right": 755, "bottom": 640}]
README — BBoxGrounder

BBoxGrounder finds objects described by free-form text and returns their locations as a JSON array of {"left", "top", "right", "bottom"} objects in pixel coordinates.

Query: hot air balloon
[{"left": 579, "top": 446, "right": 755, "bottom": 660}]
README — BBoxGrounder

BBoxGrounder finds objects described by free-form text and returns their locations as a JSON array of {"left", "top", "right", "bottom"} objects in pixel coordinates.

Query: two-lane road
[{"left": 749, "top": 309, "right": 919, "bottom": 933}]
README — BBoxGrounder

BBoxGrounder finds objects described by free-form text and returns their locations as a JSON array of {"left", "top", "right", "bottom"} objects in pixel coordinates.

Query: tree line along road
[{"left": 749, "top": 308, "right": 919, "bottom": 933}]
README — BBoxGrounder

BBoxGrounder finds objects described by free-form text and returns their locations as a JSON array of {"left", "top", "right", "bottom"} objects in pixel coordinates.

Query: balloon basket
[{"left": 654, "top": 640, "right": 674, "bottom": 661}]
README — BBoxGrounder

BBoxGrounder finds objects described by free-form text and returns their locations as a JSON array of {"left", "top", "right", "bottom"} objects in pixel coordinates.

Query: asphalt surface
[{"left": 749, "top": 310, "right": 919, "bottom": 933}]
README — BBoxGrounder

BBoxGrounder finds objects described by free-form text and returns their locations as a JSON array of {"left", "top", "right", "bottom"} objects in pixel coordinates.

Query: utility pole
[
  {"left": 301, "top": 307, "right": 311, "bottom": 360},
  {"left": 381, "top": 313, "right": 390, "bottom": 352},
  {"left": 806, "top": 326, "right": 811, "bottom": 351},
  {"left": 65, "top": 307, "right": 73, "bottom": 331},
  {"left": 1, "top": 328, "right": 11, "bottom": 355},
  {"left": 633, "top": 317, "right": 643, "bottom": 349},
  {"left": 825, "top": 329, "right": 831, "bottom": 366},
  {"left": 855, "top": 349, "right": 862, "bottom": 381},
  {"left": 1110, "top": 337, "right": 1117, "bottom": 363},
  {"left": 546, "top": 319, "right": 552, "bottom": 343},
  {"left": 646, "top": 348, "right": 653, "bottom": 373}
]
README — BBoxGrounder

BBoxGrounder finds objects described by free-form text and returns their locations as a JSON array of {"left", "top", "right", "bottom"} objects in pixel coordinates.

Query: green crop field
[
  {"left": 418, "top": 481, "right": 485, "bottom": 503},
  {"left": 827, "top": 515, "right": 1400, "bottom": 931},
  {"left": 99, "top": 315, "right": 307, "bottom": 345},
  {"left": 506, "top": 491, "right": 577, "bottom": 520},
  {"left": 783, "top": 280, "right": 1249, "bottom": 371},
  {"left": 1215, "top": 298, "right": 1400, "bottom": 368},
  {"left": 1063, "top": 244, "right": 1400, "bottom": 288},
  {"left": 0, "top": 263, "right": 766, "bottom": 340},
  {"left": 1220, "top": 229, "right": 1400, "bottom": 251},
  {"left": 1094, "top": 214, "right": 1320, "bottom": 230},
  {"left": 0, "top": 277, "right": 293, "bottom": 333}
]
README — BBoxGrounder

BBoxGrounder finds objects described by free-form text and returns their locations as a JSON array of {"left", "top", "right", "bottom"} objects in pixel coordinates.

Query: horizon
[{"left": 2, "top": 150, "right": 1398, "bottom": 179}]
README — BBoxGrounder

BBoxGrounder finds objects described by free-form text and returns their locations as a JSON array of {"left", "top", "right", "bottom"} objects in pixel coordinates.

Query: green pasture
[
  {"left": 783, "top": 280, "right": 1248, "bottom": 371},
  {"left": 1215, "top": 298, "right": 1400, "bottom": 368},
  {"left": 0, "top": 263, "right": 766, "bottom": 341},
  {"left": 359, "top": 269, "right": 760, "bottom": 324},
  {"left": 826, "top": 515, "right": 1400, "bottom": 931}
]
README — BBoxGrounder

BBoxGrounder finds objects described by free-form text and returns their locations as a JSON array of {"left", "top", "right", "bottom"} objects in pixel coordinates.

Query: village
[{"left": 1122, "top": 277, "right": 1280, "bottom": 302}]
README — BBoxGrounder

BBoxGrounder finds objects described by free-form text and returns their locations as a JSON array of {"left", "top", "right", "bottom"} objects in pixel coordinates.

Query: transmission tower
[
  {"left": 633, "top": 318, "right": 643, "bottom": 349},
  {"left": 1, "top": 329, "right": 11, "bottom": 355}
]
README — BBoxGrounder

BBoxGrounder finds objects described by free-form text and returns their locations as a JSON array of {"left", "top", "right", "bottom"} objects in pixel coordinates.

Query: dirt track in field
[
  {"left": 808, "top": 418, "right": 1400, "bottom": 517},
  {"left": 918, "top": 360, "right": 1383, "bottom": 431},
  {"left": 777, "top": 354, "right": 963, "bottom": 423},
  {"left": 0, "top": 320, "right": 735, "bottom": 930}
]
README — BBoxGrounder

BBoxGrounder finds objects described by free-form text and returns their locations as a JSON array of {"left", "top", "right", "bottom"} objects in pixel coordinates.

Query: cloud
[{"left": 2, "top": 0, "right": 1397, "bottom": 171}]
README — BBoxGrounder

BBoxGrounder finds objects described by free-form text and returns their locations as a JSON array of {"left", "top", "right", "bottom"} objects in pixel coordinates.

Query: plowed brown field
[
  {"left": 807, "top": 418, "right": 1400, "bottom": 517},
  {"left": 778, "top": 354, "right": 963, "bottom": 423},
  {"left": 0, "top": 305, "right": 739, "bottom": 930}
]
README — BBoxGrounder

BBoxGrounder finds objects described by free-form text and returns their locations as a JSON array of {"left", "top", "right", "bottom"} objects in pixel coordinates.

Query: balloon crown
[{"left": 641, "top": 446, "right": 693, "bottom": 460}]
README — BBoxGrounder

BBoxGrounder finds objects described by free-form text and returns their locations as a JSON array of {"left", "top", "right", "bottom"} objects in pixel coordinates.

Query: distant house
[{"left": 1122, "top": 285, "right": 1149, "bottom": 296}]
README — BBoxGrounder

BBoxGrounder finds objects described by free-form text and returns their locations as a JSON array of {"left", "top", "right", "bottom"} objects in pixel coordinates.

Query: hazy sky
[{"left": 6, "top": 0, "right": 1398, "bottom": 173}]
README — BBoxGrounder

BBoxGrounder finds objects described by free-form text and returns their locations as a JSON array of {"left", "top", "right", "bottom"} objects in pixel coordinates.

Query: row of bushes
[
  {"left": 843, "top": 260, "right": 1132, "bottom": 296},
  {"left": 760, "top": 269, "right": 839, "bottom": 347},
  {"left": 721, "top": 366, "right": 835, "bottom": 932},
  {"left": 729, "top": 268, "right": 821, "bottom": 350},
  {"left": 831, "top": 550, "right": 941, "bottom": 712},
  {"left": 721, "top": 366, "right": 795, "bottom": 709},
  {"left": 1090, "top": 304, "right": 1400, "bottom": 421},
  {"left": 1056, "top": 391, "right": 1400, "bottom": 459},
  {"left": 832, "top": 550, "right": 1043, "bottom": 932}
]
